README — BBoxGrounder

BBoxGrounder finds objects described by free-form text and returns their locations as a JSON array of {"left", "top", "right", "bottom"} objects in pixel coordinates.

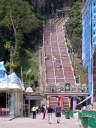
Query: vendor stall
[{"left": 0, "top": 61, "right": 24, "bottom": 117}]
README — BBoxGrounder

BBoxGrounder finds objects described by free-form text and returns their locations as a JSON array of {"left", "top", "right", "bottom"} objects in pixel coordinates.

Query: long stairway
[{"left": 43, "top": 18, "right": 76, "bottom": 86}]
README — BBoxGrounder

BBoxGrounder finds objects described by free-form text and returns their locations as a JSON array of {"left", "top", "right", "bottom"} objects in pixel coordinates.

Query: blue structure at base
[
  {"left": 0, "top": 61, "right": 23, "bottom": 117},
  {"left": 0, "top": 61, "right": 7, "bottom": 84},
  {"left": 82, "top": 0, "right": 96, "bottom": 96}
]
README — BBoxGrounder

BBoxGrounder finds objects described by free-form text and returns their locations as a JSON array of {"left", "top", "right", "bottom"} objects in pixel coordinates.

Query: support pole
[
  {"left": 28, "top": 100, "right": 30, "bottom": 117},
  {"left": 10, "top": 92, "right": 15, "bottom": 118},
  {"left": 73, "top": 96, "right": 77, "bottom": 112},
  {"left": 90, "top": 0, "right": 93, "bottom": 104}
]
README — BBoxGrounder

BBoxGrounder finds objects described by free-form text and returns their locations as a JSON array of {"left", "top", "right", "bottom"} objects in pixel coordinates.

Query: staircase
[{"left": 43, "top": 18, "right": 76, "bottom": 86}]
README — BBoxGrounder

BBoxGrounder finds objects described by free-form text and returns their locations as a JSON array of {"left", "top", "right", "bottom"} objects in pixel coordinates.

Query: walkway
[{"left": 0, "top": 113, "right": 81, "bottom": 128}]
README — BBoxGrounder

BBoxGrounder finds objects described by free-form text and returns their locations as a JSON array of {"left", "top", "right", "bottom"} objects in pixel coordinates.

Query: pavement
[{"left": 0, "top": 113, "right": 81, "bottom": 128}]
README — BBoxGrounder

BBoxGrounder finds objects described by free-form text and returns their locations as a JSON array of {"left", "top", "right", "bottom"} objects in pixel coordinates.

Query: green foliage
[
  {"left": 66, "top": 0, "right": 82, "bottom": 55},
  {"left": 22, "top": 50, "right": 38, "bottom": 88},
  {"left": 4, "top": 41, "right": 16, "bottom": 70},
  {"left": 4, "top": 41, "right": 13, "bottom": 50},
  {"left": 0, "top": 0, "right": 42, "bottom": 60},
  {"left": 0, "top": 0, "right": 42, "bottom": 88}
]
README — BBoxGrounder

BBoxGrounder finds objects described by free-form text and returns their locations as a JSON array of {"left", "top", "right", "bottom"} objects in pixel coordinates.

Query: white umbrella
[{"left": 26, "top": 87, "right": 33, "bottom": 93}]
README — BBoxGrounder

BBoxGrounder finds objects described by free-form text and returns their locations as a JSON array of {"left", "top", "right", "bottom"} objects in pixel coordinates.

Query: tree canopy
[
  {"left": 0, "top": 0, "right": 42, "bottom": 87},
  {"left": 0, "top": 0, "right": 82, "bottom": 87},
  {"left": 66, "top": 0, "right": 82, "bottom": 56}
]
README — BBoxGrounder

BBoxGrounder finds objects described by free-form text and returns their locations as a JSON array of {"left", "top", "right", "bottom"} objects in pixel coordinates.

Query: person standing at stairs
[
  {"left": 47, "top": 105, "right": 53, "bottom": 124},
  {"left": 55, "top": 103, "right": 61, "bottom": 123}
]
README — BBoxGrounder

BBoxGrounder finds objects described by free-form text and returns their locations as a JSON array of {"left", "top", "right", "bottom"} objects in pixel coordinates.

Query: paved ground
[{"left": 0, "top": 113, "right": 81, "bottom": 128}]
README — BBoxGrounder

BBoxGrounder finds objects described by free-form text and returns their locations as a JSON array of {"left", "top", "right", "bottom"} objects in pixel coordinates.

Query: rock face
[
  {"left": 30, "top": 0, "right": 75, "bottom": 11},
  {"left": 63, "top": 0, "right": 74, "bottom": 7},
  {"left": 30, "top": 0, "right": 45, "bottom": 8}
]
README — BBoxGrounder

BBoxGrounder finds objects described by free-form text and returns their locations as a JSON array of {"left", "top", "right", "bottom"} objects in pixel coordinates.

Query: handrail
[
  {"left": 42, "top": 32, "right": 47, "bottom": 87},
  {"left": 50, "top": 32, "right": 57, "bottom": 84},
  {"left": 56, "top": 25, "right": 66, "bottom": 84},
  {"left": 62, "top": 21, "right": 76, "bottom": 85},
  {"left": 35, "top": 85, "right": 88, "bottom": 94}
]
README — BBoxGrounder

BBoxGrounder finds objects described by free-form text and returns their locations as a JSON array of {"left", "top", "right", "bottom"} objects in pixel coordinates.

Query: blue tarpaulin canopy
[
  {"left": 92, "top": 0, "right": 96, "bottom": 54},
  {"left": 82, "top": 0, "right": 96, "bottom": 97},
  {"left": 8, "top": 72, "right": 24, "bottom": 90},
  {"left": 81, "top": 0, "right": 96, "bottom": 104},
  {"left": 0, "top": 61, "right": 24, "bottom": 90},
  {"left": 8, "top": 72, "right": 21, "bottom": 85},
  {"left": 0, "top": 61, "right": 6, "bottom": 72},
  {"left": 0, "top": 61, "right": 7, "bottom": 86}
]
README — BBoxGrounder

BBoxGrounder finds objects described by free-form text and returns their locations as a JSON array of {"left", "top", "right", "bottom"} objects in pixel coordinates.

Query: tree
[
  {"left": 66, "top": 0, "right": 82, "bottom": 56},
  {"left": 0, "top": 0, "right": 42, "bottom": 71}
]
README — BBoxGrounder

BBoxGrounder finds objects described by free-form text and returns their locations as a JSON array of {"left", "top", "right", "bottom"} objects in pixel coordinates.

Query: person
[
  {"left": 47, "top": 105, "right": 53, "bottom": 124},
  {"left": 38, "top": 105, "right": 41, "bottom": 114},
  {"left": 25, "top": 105, "right": 28, "bottom": 117},
  {"left": 32, "top": 106, "right": 36, "bottom": 119},
  {"left": 47, "top": 41, "right": 48, "bottom": 44},
  {"left": 55, "top": 103, "right": 61, "bottom": 123},
  {"left": 54, "top": 57, "right": 57, "bottom": 63},
  {"left": 41, "top": 105, "right": 46, "bottom": 119},
  {"left": 36, "top": 106, "right": 39, "bottom": 114}
]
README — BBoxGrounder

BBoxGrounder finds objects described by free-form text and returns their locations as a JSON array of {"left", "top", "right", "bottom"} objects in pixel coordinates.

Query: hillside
[
  {"left": 66, "top": 0, "right": 87, "bottom": 84},
  {"left": 0, "top": 0, "right": 87, "bottom": 88}
]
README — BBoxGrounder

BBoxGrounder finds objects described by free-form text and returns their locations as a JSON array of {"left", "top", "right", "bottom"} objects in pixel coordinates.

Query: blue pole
[
  {"left": 10, "top": 92, "right": 15, "bottom": 118},
  {"left": 90, "top": 0, "right": 94, "bottom": 104}
]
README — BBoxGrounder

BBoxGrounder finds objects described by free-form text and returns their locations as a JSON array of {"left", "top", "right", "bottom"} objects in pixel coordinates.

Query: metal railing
[{"left": 35, "top": 84, "right": 88, "bottom": 94}]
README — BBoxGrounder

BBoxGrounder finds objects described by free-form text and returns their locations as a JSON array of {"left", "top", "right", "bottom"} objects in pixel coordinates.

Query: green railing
[
  {"left": 70, "top": 110, "right": 74, "bottom": 118},
  {"left": 78, "top": 110, "right": 96, "bottom": 128},
  {"left": 62, "top": 109, "right": 74, "bottom": 119}
]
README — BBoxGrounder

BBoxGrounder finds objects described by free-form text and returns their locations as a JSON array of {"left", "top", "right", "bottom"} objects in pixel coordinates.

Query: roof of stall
[
  {"left": 8, "top": 72, "right": 24, "bottom": 90},
  {"left": 0, "top": 61, "right": 24, "bottom": 91},
  {"left": 0, "top": 61, "right": 6, "bottom": 71}
]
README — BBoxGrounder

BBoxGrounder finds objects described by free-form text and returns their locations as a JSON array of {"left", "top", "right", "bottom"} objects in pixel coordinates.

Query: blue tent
[
  {"left": 0, "top": 61, "right": 7, "bottom": 84},
  {"left": 8, "top": 72, "right": 24, "bottom": 90},
  {"left": 81, "top": 0, "right": 96, "bottom": 104},
  {"left": 0, "top": 61, "right": 24, "bottom": 90},
  {"left": 0, "top": 61, "right": 6, "bottom": 72}
]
